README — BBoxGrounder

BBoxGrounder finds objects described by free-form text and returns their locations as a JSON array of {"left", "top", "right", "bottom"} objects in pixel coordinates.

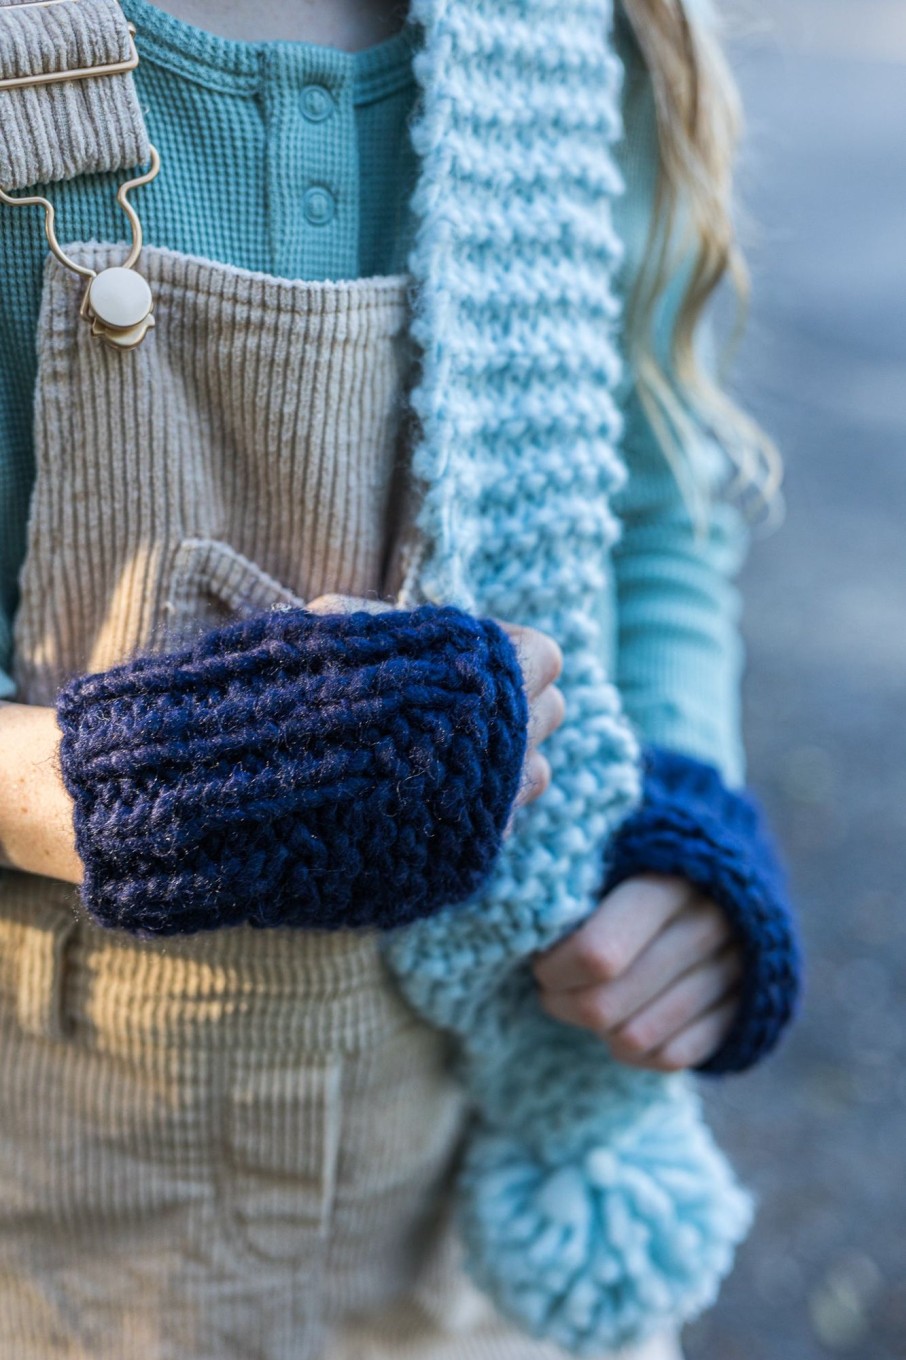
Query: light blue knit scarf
[{"left": 384, "top": 0, "right": 754, "bottom": 1351}]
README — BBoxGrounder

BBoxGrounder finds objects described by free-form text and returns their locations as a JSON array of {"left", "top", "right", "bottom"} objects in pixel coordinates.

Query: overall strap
[
  {"left": 0, "top": 0, "right": 149, "bottom": 192},
  {"left": 0, "top": 0, "right": 159, "bottom": 348}
]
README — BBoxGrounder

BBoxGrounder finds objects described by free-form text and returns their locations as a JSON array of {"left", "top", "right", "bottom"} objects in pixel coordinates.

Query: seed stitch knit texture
[{"left": 55, "top": 602, "right": 529, "bottom": 937}]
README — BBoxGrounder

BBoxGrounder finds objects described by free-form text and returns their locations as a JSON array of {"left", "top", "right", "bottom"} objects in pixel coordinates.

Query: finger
[
  {"left": 537, "top": 939, "right": 738, "bottom": 1044},
  {"left": 496, "top": 621, "right": 563, "bottom": 699},
  {"left": 532, "top": 873, "right": 696, "bottom": 991},
  {"left": 306, "top": 593, "right": 394, "bottom": 615},
  {"left": 649, "top": 993, "right": 743, "bottom": 1071},
  {"left": 606, "top": 946, "right": 744, "bottom": 1063},
  {"left": 512, "top": 750, "right": 551, "bottom": 810},
  {"left": 306, "top": 593, "right": 358, "bottom": 614},
  {"left": 551, "top": 897, "right": 735, "bottom": 1034},
  {"left": 527, "top": 684, "right": 566, "bottom": 749}
]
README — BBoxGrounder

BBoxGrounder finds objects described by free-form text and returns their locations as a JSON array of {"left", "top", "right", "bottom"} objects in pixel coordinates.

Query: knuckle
[
  {"left": 550, "top": 684, "right": 567, "bottom": 729},
  {"left": 615, "top": 1019, "right": 654, "bottom": 1056},
  {"left": 652, "top": 1045, "right": 689, "bottom": 1072},
  {"left": 701, "top": 919, "right": 730, "bottom": 957},
  {"left": 534, "top": 631, "right": 563, "bottom": 685},
  {"left": 521, "top": 752, "right": 551, "bottom": 804},
  {"left": 530, "top": 751, "right": 551, "bottom": 795},
  {"left": 660, "top": 994, "right": 693, "bottom": 1037},
  {"left": 575, "top": 991, "right": 614, "bottom": 1037},
  {"left": 586, "top": 991, "right": 619, "bottom": 1032},
  {"left": 696, "top": 900, "right": 732, "bottom": 950},
  {"left": 546, "top": 637, "right": 564, "bottom": 684},
  {"left": 573, "top": 935, "right": 623, "bottom": 984},
  {"left": 535, "top": 687, "right": 566, "bottom": 744}
]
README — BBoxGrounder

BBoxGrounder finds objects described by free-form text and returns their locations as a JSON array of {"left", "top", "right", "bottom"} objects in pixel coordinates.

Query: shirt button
[
  {"left": 302, "top": 186, "right": 336, "bottom": 227},
  {"left": 301, "top": 83, "right": 334, "bottom": 122}
]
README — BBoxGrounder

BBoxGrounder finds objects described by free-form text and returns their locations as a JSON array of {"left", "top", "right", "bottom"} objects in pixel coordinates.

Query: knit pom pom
[
  {"left": 457, "top": 1109, "right": 753, "bottom": 1356},
  {"left": 56, "top": 602, "right": 529, "bottom": 937}
]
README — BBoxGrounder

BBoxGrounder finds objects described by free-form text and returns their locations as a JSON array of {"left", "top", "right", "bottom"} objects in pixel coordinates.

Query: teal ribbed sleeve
[{"left": 609, "top": 14, "right": 753, "bottom": 788}]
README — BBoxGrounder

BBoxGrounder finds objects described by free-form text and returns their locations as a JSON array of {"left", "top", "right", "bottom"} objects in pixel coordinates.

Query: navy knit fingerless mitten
[
  {"left": 600, "top": 743, "right": 804, "bottom": 1074},
  {"left": 56, "top": 602, "right": 529, "bottom": 938}
]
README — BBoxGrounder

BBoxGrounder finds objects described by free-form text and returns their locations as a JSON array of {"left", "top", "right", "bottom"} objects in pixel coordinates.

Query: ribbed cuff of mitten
[
  {"left": 600, "top": 743, "right": 804, "bottom": 1075},
  {"left": 56, "top": 602, "right": 529, "bottom": 938}
]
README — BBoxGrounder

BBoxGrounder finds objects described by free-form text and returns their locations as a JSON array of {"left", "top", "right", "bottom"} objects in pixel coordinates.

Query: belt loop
[{"left": 15, "top": 899, "right": 79, "bottom": 1041}]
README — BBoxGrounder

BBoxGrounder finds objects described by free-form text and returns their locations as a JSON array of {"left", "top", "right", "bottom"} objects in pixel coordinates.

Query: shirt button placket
[{"left": 261, "top": 47, "right": 359, "bottom": 279}]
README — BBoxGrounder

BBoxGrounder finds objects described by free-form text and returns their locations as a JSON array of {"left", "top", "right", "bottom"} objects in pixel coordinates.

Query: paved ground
[{"left": 683, "top": 6, "right": 906, "bottom": 1359}]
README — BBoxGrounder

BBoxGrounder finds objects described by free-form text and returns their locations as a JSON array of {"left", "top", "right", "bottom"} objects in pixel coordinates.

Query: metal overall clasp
[{"left": 0, "top": 0, "right": 161, "bottom": 350}]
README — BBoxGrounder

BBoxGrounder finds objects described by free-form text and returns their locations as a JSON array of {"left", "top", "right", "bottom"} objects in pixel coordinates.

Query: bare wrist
[{"left": 0, "top": 701, "right": 83, "bottom": 885}]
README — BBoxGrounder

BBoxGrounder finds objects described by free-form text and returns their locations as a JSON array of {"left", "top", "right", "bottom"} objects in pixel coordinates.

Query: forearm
[
  {"left": 0, "top": 601, "right": 530, "bottom": 932},
  {"left": 0, "top": 701, "right": 82, "bottom": 884}
]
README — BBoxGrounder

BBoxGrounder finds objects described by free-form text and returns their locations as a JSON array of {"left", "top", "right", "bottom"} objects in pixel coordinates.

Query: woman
[{"left": 0, "top": 0, "right": 801, "bottom": 1356}]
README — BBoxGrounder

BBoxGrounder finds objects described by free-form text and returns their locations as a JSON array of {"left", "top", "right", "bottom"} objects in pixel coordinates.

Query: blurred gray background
[{"left": 685, "top": 3, "right": 906, "bottom": 1358}]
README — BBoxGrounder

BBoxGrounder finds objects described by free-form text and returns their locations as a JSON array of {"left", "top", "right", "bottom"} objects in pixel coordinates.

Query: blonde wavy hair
[{"left": 619, "top": 0, "right": 784, "bottom": 535}]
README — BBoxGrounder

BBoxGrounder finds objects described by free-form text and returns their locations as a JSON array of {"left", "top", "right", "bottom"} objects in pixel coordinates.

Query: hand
[
  {"left": 307, "top": 595, "right": 566, "bottom": 819},
  {"left": 532, "top": 872, "right": 745, "bottom": 1071}
]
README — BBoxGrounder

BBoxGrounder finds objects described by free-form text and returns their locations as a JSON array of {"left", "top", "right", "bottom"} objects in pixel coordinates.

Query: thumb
[{"left": 306, "top": 593, "right": 396, "bottom": 616}]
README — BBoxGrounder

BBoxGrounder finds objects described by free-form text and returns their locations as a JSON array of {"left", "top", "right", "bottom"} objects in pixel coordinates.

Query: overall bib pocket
[{"left": 158, "top": 536, "right": 307, "bottom": 652}]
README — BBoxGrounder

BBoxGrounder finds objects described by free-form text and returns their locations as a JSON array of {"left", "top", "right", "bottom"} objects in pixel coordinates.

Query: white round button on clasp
[{"left": 87, "top": 267, "right": 153, "bottom": 330}]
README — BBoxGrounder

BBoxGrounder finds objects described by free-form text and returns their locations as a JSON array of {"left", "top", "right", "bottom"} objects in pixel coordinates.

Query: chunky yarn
[
  {"left": 601, "top": 743, "right": 804, "bottom": 1075},
  {"left": 381, "top": 0, "right": 756, "bottom": 1351},
  {"left": 55, "top": 602, "right": 529, "bottom": 938},
  {"left": 457, "top": 1024, "right": 754, "bottom": 1355}
]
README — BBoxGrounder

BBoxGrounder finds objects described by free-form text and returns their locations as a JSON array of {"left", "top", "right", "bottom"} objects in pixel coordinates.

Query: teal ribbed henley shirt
[{"left": 0, "top": 1, "right": 752, "bottom": 785}]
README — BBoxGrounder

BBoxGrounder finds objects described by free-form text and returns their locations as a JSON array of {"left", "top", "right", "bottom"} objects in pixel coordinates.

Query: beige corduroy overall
[
  {"left": 0, "top": 242, "right": 683, "bottom": 1360},
  {"left": 0, "top": 6, "right": 683, "bottom": 1358}
]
